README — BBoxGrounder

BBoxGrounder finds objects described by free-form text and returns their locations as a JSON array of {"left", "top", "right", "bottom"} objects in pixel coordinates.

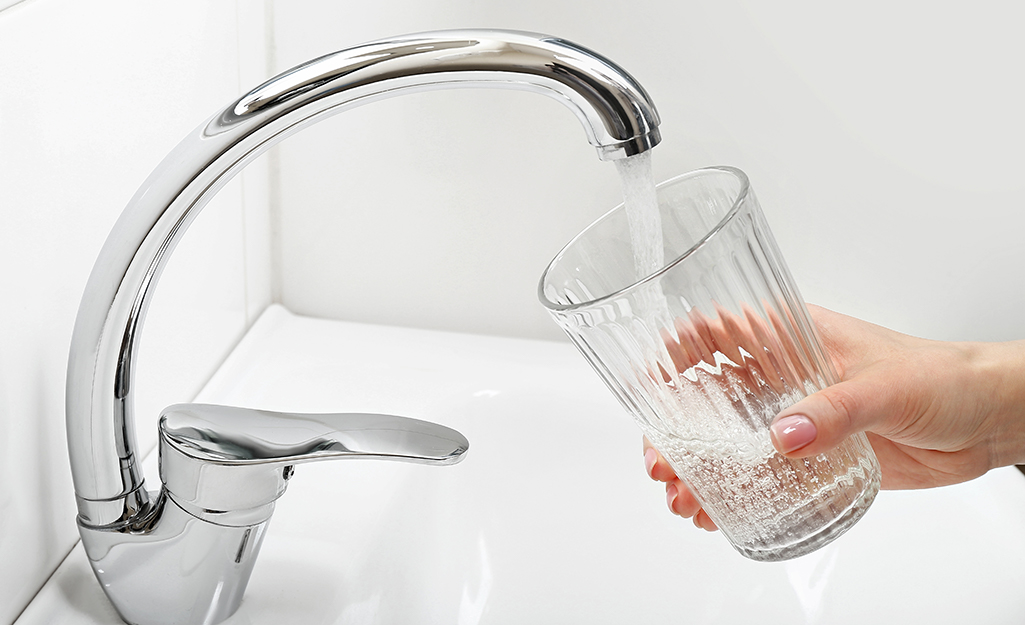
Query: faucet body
[{"left": 66, "top": 30, "right": 660, "bottom": 625}]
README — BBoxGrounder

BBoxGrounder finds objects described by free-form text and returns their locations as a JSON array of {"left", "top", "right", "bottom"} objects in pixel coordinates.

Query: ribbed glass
[{"left": 539, "top": 167, "right": 880, "bottom": 561}]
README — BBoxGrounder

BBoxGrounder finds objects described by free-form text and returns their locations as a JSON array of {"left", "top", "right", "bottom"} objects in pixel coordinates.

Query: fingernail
[
  {"left": 644, "top": 447, "right": 658, "bottom": 476},
  {"left": 770, "top": 415, "right": 817, "bottom": 454},
  {"left": 666, "top": 483, "right": 678, "bottom": 511}
]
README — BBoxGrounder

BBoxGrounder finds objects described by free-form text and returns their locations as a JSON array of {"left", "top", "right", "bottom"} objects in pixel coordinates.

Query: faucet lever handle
[
  {"left": 158, "top": 403, "right": 468, "bottom": 524},
  {"left": 160, "top": 403, "right": 469, "bottom": 465}
]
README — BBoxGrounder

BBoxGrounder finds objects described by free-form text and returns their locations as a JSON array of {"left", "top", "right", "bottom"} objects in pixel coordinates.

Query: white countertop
[{"left": 18, "top": 305, "right": 1025, "bottom": 624}]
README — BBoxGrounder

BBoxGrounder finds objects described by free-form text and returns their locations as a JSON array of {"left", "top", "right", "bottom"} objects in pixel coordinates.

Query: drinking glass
[{"left": 539, "top": 166, "right": 880, "bottom": 561}]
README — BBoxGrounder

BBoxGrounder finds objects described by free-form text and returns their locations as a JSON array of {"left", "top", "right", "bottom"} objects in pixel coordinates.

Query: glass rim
[{"left": 538, "top": 165, "right": 751, "bottom": 313}]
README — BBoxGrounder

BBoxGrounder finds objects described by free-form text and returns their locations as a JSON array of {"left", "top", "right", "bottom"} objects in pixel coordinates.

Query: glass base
[{"left": 732, "top": 477, "right": 880, "bottom": 562}]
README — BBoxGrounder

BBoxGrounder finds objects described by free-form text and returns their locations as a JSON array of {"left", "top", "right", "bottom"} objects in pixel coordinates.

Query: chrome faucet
[{"left": 66, "top": 29, "right": 661, "bottom": 625}]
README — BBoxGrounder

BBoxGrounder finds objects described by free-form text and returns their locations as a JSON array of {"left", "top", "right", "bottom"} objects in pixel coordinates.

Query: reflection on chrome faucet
[{"left": 66, "top": 29, "right": 661, "bottom": 625}]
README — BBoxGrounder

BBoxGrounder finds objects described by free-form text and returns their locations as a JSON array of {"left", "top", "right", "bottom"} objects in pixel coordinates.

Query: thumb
[{"left": 769, "top": 377, "right": 892, "bottom": 458}]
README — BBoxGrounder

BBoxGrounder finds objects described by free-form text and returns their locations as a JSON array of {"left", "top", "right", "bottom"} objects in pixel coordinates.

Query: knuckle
[{"left": 819, "top": 385, "right": 860, "bottom": 434}]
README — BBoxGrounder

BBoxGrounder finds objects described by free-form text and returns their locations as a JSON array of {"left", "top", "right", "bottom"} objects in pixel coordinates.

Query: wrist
[{"left": 969, "top": 340, "right": 1025, "bottom": 468}]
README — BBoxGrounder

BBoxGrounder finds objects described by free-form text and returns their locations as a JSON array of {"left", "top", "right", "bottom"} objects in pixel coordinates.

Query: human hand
[{"left": 644, "top": 304, "right": 1025, "bottom": 528}]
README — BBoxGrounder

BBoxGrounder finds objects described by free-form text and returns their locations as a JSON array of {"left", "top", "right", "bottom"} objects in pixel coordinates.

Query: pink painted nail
[
  {"left": 666, "top": 483, "right": 678, "bottom": 511},
  {"left": 771, "top": 415, "right": 817, "bottom": 453}
]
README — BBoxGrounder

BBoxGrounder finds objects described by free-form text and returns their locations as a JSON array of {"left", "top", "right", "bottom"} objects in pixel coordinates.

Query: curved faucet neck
[{"left": 66, "top": 29, "right": 661, "bottom": 527}]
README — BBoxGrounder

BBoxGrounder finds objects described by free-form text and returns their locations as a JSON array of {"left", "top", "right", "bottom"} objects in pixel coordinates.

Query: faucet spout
[
  {"left": 232, "top": 30, "right": 661, "bottom": 160},
  {"left": 65, "top": 29, "right": 661, "bottom": 625}
]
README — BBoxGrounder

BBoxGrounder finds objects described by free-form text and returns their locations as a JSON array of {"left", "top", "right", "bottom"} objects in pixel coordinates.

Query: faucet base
[{"left": 81, "top": 491, "right": 270, "bottom": 625}]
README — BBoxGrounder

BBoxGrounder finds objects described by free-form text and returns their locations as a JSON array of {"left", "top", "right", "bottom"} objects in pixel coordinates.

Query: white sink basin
[{"left": 18, "top": 305, "right": 1025, "bottom": 624}]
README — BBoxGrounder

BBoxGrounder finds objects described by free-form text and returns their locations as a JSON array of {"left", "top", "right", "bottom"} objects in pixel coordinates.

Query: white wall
[
  {"left": 269, "top": 0, "right": 1025, "bottom": 343},
  {"left": 0, "top": 1, "right": 272, "bottom": 622}
]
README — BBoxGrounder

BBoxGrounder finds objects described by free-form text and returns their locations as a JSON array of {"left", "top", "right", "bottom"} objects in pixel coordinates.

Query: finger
[
  {"left": 708, "top": 304, "right": 745, "bottom": 368},
  {"left": 666, "top": 480, "right": 703, "bottom": 518},
  {"left": 742, "top": 303, "right": 802, "bottom": 392},
  {"left": 770, "top": 375, "right": 895, "bottom": 458},
  {"left": 763, "top": 303, "right": 813, "bottom": 385},
  {"left": 645, "top": 440, "right": 711, "bottom": 523},
  {"left": 662, "top": 325, "right": 698, "bottom": 374},
  {"left": 642, "top": 437, "right": 679, "bottom": 482},
  {"left": 684, "top": 309, "right": 721, "bottom": 369},
  {"left": 693, "top": 509, "right": 718, "bottom": 531}
]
